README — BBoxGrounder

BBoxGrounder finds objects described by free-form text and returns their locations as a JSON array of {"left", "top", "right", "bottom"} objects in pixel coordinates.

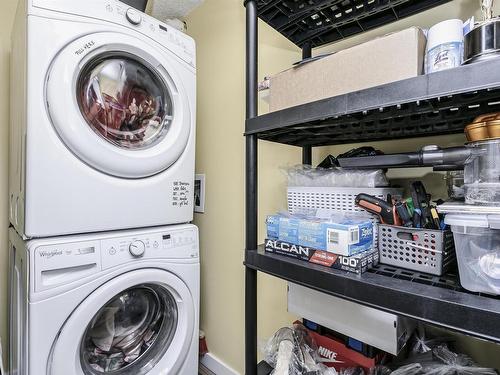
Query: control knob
[
  {"left": 126, "top": 8, "right": 142, "bottom": 25},
  {"left": 129, "top": 240, "right": 146, "bottom": 257}
]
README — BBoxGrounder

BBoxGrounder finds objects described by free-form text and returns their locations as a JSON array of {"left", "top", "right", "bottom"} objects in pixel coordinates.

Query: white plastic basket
[
  {"left": 287, "top": 186, "right": 404, "bottom": 247},
  {"left": 287, "top": 187, "right": 403, "bottom": 213}
]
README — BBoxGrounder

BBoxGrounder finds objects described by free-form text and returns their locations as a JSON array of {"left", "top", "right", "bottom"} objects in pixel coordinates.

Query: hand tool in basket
[
  {"left": 395, "top": 201, "right": 413, "bottom": 227},
  {"left": 410, "top": 182, "right": 432, "bottom": 229},
  {"left": 355, "top": 194, "right": 402, "bottom": 226}
]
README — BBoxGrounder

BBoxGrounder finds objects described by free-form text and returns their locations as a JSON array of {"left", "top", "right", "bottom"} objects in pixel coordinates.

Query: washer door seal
[{"left": 46, "top": 32, "right": 191, "bottom": 179}]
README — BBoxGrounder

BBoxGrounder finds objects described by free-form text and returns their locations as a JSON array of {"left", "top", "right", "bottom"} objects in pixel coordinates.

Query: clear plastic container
[
  {"left": 445, "top": 213, "right": 500, "bottom": 295},
  {"left": 445, "top": 170, "right": 465, "bottom": 200},
  {"left": 464, "top": 139, "right": 500, "bottom": 205}
]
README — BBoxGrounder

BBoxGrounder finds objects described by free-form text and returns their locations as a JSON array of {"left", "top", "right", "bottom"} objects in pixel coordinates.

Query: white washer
[
  {"left": 8, "top": 224, "right": 200, "bottom": 375},
  {"left": 10, "top": 0, "right": 196, "bottom": 238}
]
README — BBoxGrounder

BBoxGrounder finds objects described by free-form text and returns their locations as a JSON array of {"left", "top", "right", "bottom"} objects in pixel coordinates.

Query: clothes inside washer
[{"left": 82, "top": 287, "right": 166, "bottom": 372}]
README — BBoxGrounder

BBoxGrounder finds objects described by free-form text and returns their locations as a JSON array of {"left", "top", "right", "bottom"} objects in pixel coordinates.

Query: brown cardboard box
[{"left": 269, "top": 27, "right": 427, "bottom": 112}]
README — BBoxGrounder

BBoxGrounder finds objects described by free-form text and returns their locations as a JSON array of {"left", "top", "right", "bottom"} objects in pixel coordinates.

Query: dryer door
[
  {"left": 46, "top": 32, "right": 192, "bottom": 178},
  {"left": 48, "top": 269, "right": 195, "bottom": 375}
]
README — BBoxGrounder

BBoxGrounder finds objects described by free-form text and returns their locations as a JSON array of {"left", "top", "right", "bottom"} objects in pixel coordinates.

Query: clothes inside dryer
[
  {"left": 81, "top": 284, "right": 178, "bottom": 374},
  {"left": 77, "top": 54, "right": 174, "bottom": 150}
]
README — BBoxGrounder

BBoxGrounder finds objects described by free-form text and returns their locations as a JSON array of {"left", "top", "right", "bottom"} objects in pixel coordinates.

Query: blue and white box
[
  {"left": 266, "top": 214, "right": 373, "bottom": 256},
  {"left": 266, "top": 215, "right": 280, "bottom": 240}
]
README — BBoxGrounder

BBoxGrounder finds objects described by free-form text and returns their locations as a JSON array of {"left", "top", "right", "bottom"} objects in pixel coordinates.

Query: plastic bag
[
  {"left": 409, "top": 326, "right": 452, "bottom": 355},
  {"left": 369, "top": 367, "right": 392, "bottom": 375},
  {"left": 289, "top": 208, "right": 372, "bottom": 223},
  {"left": 263, "top": 325, "right": 338, "bottom": 375},
  {"left": 387, "top": 344, "right": 497, "bottom": 375},
  {"left": 392, "top": 364, "right": 423, "bottom": 375},
  {"left": 341, "top": 368, "right": 366, "bottom": 375},
  {"left": 422, "top": 345, "right": 497, "bottom": 375},
  {"left": 284, "top": 165, "right": 389, "bottom": 188}
]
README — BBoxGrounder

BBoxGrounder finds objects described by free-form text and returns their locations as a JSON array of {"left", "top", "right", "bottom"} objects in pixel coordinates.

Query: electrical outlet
[{"left": 194, "top": 174, "right": 205, "bottom": 213}]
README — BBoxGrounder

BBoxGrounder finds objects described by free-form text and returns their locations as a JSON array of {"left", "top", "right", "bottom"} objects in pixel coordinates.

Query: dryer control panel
[
  {"left": 30, "top": 0, "right": 196, "bottom": 67},
  {"left": 33, "top": 226, "right": 199, "bottom": 292}
]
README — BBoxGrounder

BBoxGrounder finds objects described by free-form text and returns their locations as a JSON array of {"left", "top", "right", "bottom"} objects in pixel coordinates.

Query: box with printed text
[
  {"left": 266, "top": 215, "right": 373, "bottom": 256},
  {"left": 264, "top": 239, "right": 378, "bottom": 274}
]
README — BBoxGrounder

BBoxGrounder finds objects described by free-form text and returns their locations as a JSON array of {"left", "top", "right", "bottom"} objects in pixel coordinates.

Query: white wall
[{"left": 0, "top": 0, "right": 19, "bottom": 363}]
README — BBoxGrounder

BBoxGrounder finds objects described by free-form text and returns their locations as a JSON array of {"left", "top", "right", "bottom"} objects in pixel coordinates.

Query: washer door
[
  {"left": 46, "top": 32, "right": 191, "bottom": 178},
  {"left": 49, "top": 269, "right": 195, "bottom": 375}
]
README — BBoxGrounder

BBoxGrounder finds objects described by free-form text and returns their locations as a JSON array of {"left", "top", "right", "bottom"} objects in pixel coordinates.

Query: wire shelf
[{"left": 256, "top": 0, "right": 451, "bottom": 47}]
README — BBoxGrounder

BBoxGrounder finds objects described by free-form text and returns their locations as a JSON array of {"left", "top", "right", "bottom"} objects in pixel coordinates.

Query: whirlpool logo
[{"left": 39, "top": 250, "right": 63, "bottom": 259}]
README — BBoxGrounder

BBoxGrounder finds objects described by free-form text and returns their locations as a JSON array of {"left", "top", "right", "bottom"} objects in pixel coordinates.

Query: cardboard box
[
  {"left": 306, "top": 328, "right": 383, "bottom": 371},
  {"left": 266, "top": 215, "right": 373, "bottom": 256},
  {"left": 269, "top": 27, "right": 426, "bottom": 112},
  {"left": 264, "top": 239, "right": 378, "bottom": 274}
]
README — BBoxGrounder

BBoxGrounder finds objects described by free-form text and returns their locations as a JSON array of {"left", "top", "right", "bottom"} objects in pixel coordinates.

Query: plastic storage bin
[
  {"left": 445, "top": 213, "right": 500, "bottom": 295},
  {"left": 378, "top": 225, "right": 455, "bottom": 276}
]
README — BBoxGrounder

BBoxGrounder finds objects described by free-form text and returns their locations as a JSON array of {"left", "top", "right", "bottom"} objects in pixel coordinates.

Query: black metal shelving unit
[
  {"left": 244, "top": 1, "right": 500, "bottom": 374},
  {"left": 256, "top": 0, "right": 452, "bottom": 47}
]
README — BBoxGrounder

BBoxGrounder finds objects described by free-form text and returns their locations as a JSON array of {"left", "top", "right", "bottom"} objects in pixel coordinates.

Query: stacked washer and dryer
[{"left": 8, "top": 1, "right": 199, "bottom": 374}]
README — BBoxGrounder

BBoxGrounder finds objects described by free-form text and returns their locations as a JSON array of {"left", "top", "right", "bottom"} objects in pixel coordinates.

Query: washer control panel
[
  {"left": 100, "top": 227, "right": 199, "bottom": 270},
  {"left": 33, "top": 226, "right": 198, "bottom": 291}
]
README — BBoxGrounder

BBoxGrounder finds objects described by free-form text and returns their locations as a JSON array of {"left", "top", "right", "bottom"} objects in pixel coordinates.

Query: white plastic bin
[{"left": 445, "top": 214, "right": 500, "bottom": 295}]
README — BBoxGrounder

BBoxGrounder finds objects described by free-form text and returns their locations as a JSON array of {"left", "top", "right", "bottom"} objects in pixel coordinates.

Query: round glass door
[
  {"left": 77, "top": 54, "right": 174, "bottom": 150},
  {"left": 80, "top": 284, "right": 178, "bottom": 375},
  {"left": 47, "top": 33, "right": 193, "bottom": 178}
]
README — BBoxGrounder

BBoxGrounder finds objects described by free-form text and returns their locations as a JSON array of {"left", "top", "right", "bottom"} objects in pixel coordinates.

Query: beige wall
[
  {"left": 188, "top": 0, "right": 500, "bottom": 373},
  {"left": 1, "top": 0, "right": 19, "bottom": 364},
  {"left": 187, "top": 1, "right": 315, "bottom": 370}
]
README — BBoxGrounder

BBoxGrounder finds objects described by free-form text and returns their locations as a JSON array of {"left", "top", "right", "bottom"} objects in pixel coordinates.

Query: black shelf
[
  {"left": 254, "top": 0, "right": 451, "bottom": 47},
  {"left": 246, "top": 58, "right": 500, "bottom": 147},
  {"left": 243, "top": 0, "right": 500, "bottom": 372},
  {"left": 246, "top": 247, "right": 500, "bottom": 343}
]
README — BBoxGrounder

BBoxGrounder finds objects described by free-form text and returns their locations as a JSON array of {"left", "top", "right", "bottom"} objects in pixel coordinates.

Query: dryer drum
[
  {"left": 77, "top": 52, "right": 174, "bottom": 151},
  {"left": 80, "top": 284, "right": 178, "bottom": 374}
]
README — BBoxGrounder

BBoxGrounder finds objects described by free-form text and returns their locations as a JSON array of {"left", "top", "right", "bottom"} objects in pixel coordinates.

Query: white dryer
[
  {"left": 10, "top": 0, "right": 196, "bottom": 238},
  {"left": 8, "top": 224, "right": 200, "bottom": 375}
]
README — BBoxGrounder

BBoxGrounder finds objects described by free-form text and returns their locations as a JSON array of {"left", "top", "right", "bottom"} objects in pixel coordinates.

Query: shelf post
[
  {"left": 302, "top": 41, "right": 312, "bottom": 60},
  {"left": 245, "top": 0, "right": 258, "bottom": 374},
  {"left": 301, "top": 43, "right": 312, "bottom": 166},
  {"left": 302, "top": 146, "right": 312, "bottom": 165}
]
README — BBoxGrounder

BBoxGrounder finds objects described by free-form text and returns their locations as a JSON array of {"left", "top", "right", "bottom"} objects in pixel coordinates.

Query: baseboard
[{"left": 200, "top": 353, "right": 240, "bottom": 375}]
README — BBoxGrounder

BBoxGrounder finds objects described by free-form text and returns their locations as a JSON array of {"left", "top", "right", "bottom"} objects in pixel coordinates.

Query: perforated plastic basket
[
  {"left": 287, "top": 186, "right": 404, "bottom": 247},
  {"left": 378, "top": 225, "right": 455, "bottom": 276}
]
